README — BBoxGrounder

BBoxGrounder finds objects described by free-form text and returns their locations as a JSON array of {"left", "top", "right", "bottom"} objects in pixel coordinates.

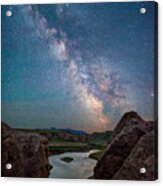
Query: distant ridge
[
  {"left": 50, "top": 127, "right": 87, "bottom": 135},
  {"left": 31, "top": 127, "right": 88, "bottom": 135}
]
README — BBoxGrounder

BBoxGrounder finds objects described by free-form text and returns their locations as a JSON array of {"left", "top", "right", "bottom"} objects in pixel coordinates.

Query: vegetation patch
[
  {"left": 48, "top": 145, "right": 90, "bottom": 155},
  {"left": 61, "top": 157, "right": 73, "bottom": 163},
  {"left": 89, "top": 150, "right": 105, "bottom": 160}
]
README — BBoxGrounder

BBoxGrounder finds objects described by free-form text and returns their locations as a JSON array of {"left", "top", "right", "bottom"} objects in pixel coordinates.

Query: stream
[{"left": 49, "top": 150, "right": 98, "bottom": 179}]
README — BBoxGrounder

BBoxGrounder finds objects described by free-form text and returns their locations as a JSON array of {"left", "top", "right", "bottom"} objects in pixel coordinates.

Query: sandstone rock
[
  {"left": 113, "top": 131, "right": 157, "bottom": 180},
  {"left": 93, "top": 111, "right": 157, "bottom": 180},
  {"left": 1, "top": 122, "right": 51, "bottom": 177}
]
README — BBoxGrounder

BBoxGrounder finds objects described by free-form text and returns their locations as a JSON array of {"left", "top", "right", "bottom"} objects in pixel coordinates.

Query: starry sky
[{"left": 1, "top": 2, "right": 156, "bottom": 132}]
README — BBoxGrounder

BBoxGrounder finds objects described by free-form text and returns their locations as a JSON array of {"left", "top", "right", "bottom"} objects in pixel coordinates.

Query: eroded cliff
[
  {"left": 1, "top": 122, "right": 51, "bottom": 177},
  {"left": 93, "top": 111, "right": 157, "bottom": 180}
]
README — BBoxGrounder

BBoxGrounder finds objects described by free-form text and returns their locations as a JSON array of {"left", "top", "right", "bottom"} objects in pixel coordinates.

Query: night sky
[{"left": 2, "top": 2, "right": 155, "bottom": 132}]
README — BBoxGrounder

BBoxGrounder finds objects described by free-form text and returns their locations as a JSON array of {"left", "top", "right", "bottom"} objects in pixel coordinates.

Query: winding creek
[{"left": 49, "top": 150, "right": 98, "bottom": 179}]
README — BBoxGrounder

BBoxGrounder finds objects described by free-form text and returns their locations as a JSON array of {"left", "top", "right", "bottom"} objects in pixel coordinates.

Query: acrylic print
[{"left": 1, "top": 1, "right": 158, "bottom": 180}]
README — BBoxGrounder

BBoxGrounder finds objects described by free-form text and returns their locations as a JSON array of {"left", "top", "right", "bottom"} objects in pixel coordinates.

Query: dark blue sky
[{"left": 2, "top": 2, "right": 156, "bottom": 132}]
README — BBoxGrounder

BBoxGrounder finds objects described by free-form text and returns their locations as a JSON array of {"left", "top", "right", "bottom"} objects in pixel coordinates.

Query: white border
[{"left": 0, "top": 0, "right": 162, "bottom": 186}]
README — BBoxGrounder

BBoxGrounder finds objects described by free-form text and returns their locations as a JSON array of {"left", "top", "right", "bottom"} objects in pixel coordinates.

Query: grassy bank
[
  {"left": 48, "top": 144, "right": 90, "bottom": 155},
  {"left": 48, "top": 137, "right": 90, "bottom": 154},
  {"left": 89, "top": 150, "right": 105, "bottom": 160}
]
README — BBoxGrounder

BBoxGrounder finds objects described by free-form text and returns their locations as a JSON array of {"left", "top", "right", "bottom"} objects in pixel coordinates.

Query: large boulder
[
  {"left": 1, "top": 122, "right": 51, "bottom": 177},
  {"left": 93, "top": 111, "right": 157, "bottom": 180}
]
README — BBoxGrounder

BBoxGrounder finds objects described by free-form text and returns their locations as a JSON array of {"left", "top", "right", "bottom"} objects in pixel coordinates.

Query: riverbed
[{"left": 49, "top": 150, "right": 98, "bottom": 179}]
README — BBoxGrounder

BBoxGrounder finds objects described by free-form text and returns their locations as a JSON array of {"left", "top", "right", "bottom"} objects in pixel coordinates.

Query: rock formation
[
  {"left": 93, "top": 111, "right": 158, "bottom": 180},
  {"left": 1, "top": 122, "right": 51, "bottom": 177}
]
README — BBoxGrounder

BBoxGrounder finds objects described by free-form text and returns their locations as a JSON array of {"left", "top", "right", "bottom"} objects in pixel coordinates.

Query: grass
[
  {"left": 15, "top": 128, "right": 112, "bottom": 156},
  {"left": 49, "top": 138, "right": 86, "bottom": 146},
  {"left": 88, "top": 131, "right": 113, "bottom": 148},
  {"left": 48, "top": 138, "right": 89, "bottom": 154},
  {"left": 89, "top": 150, "right": 105, "bottom": 160},
  {"left": 48, "top": 144, "right": 90, "bottom": 154},
  {"left": 60, "top": 157, "right": 73, "bottom": 163},
  {"left": 45, "top": 132, "right": 110, "bottom": 155}
]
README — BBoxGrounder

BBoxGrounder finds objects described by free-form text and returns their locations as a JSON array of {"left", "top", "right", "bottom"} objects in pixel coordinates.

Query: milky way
[{"left": 2, "top": 2, "right": 156, "bottom": 132}]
